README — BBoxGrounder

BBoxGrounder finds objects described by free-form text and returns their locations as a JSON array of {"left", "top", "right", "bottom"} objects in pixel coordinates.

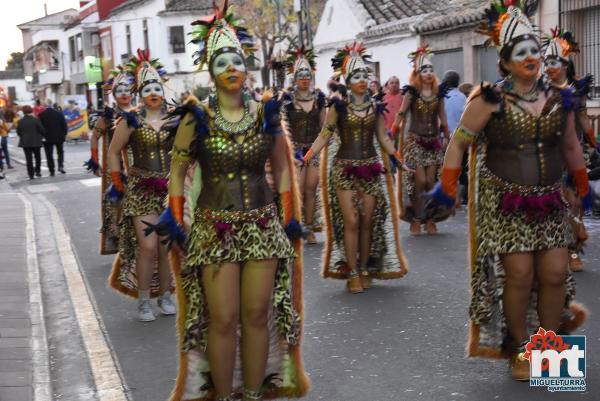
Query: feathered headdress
[
  {"left": 331, "top": 41, "right": 371, "bottom": 82},
  {"left": 103, "top": 65, "right": 135, "bottom": 95},
  {"left": 544, "top": 27, "right": 580, "bottom": 61},
  {"left": 476, "top": 0, "right": 539, "bottom": 51},
  {"left": 408, "top": 45, "right": 434, "bottom": 71},
  {"left": 286, "top": 45, "right": 316, "bottom": 76},
  {"left": 124, "top": 49, "right": 167, "bottom": 93},
  {"left": 190, "top": 0, "right": 255, "bottom": 72}
]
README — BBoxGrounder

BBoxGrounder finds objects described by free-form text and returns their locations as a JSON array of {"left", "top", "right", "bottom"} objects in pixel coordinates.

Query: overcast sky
[{"left": 1, "top": 0, "right": 80, "bottom": 70}]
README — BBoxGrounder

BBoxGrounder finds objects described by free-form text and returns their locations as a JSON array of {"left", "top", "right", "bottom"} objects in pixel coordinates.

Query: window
[
  {"left": 560, "top": 0, "right": 600, "bottom": 98},
  {"left": 433, "top": 49, "right": 464, "bottom": 81},
  {"left": 8, "top": 87, "right": 16, "bottom": 101},
  {"left": 69, "top": 37, "right": 76, "bottom": 62},
  {"left": 101, "top": 33, "right": 112, "bottom": 60},
  {"left": 169, "top": 26, "right": 185, "bottom": 53},
  {"left": 126, "top": 24, "right": 132, "bottom": 56},
  {"left": 476, "top": 46, "right": 500, "bottom": 84},
  {"left": 143, "top": 19, "right": 149, "bottom": 49},
  {"left": 76, "top": 33, "right": 83, "bottom": 60}
]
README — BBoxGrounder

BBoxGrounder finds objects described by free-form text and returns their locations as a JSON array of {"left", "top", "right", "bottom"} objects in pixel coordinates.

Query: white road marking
[
  {"left": 80, "top": 177, "right": 102, "bottom": 187},
  {"left": 38, "top": 195, "right": 129, "bottom": 401},
  {"left": 27, "top": 184, "right": 60, "bottom": 194},
  {"left": 17, "top": 192, "right": 52, "bottom": 401}
]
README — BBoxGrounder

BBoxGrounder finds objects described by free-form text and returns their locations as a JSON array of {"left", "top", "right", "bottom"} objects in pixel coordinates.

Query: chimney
[
  {"left": 80, "top": 1, "right": 91, "bottom": 7},
  {"left": 44, "top": 2, "right": 48, "bottom": 16}
]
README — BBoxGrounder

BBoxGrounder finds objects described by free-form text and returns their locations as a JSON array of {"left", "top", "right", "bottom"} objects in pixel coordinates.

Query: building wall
[
  {"left": 0, "top": 78, "right": 33, "bottom": 103},
  {"left": 313, "top": 0, "right": 365, "bottom": 49},
  {"left": 368, "top": 36, "right": 417, "bottom": 86},
  {"left": 537, "top": 0, "right": 560, "bottom": 34}
]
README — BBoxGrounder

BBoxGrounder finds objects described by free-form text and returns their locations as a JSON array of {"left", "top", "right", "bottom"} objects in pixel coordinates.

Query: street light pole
[
  {"left": 294, "top": 0, "right": 304, "bottom": 47},
  {"left": 305, "top": 0, "right": 313, "bottom": 48}
]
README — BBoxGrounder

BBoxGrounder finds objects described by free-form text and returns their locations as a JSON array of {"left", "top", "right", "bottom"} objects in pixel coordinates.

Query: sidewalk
[{"left": 0, "top": 193, "right": 33, "bottom": 401}]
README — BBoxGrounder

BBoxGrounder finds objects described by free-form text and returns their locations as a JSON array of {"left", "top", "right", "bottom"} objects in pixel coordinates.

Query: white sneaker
[
  {"left": 137, "top": 299, "right": 156, "bottom": 322},
  {"left": 158, "top": 292, "right": 176, "bottom": 316}
]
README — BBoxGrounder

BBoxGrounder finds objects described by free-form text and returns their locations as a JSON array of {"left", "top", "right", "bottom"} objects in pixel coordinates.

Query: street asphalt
[{"left": 2, "top": 136, "right": 599, "bottom": 401}]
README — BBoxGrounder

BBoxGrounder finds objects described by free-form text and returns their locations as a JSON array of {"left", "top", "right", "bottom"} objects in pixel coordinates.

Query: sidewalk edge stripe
[
  {"left": 38, "top": 195, "right": 130, "bottom": 401},
  {"left": 18, "top": 192, "right": 52, "bottom": 401}
]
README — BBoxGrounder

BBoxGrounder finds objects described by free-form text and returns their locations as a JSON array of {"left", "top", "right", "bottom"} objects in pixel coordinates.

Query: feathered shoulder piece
[
  {"left": 467, "top": 81, "right": 504, "bottom": 105},
  {"left": 476, "top": 0, "right": 538, "bottom": 49},
  {"left": 190, "top": 0, "right": 255, "bottom": 69},
  {"left": 401, "top": 85, "right": 419, "bottom": 97},
  {"left": 373, "top": 93, "right": 387, "bottom": 116},
  {"left": 286, "top": 45, "right": 316, "bottom": 75},
  {"left": 260, "top": 91, "right": 283, "bottom": 136},
  {"left": 123, "top": 49, "right": 167, "bottom": 93},
  {"left": 102, "top": 106, "right": 114, "bottom": 122},
  {"left": 121, "top": 110, "right": 140, "bottom": 129},
  {"left": 438, "top": 82, "right": 450, "bottom": 99},
  {"left": 326, "top": 96, "right": 348, "bottom": 120},
  {"left": 316, "top": 89, "right": 326, "bottom": 109},
  {"left": 574, "top": 74, "right": 594, "bottom": 98}
]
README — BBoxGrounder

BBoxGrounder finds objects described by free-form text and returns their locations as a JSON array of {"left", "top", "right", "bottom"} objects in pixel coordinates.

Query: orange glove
[
  {"left": 440, "top": 167, "right": 461, "bottom": 199},
  {"left": 585, "top": 127, "right": 597, "bottom": 148},
  {"left": 281, "top": 191, "right": 293, "bottom": 226},
  {"left": 391, "top": 124, "right": 399, "bottom": 140},
  {"left": 572, "top": 168, "right": 589, "bottom": 198},
  {"left": 302, "top": 149, "right": 314, "bottom": 164},
  {"left": 169, "top": 196, "right": 185, "bottom": 226},
  {"left": 110, "top": 171, "right": 125, "bottom": 192},
  {"left": 91, "top": 148, "right": 99, "bottom": 164}
]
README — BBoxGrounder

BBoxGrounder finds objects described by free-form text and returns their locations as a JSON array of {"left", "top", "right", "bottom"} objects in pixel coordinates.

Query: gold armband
[
  {"left": 170, "top": 145, "right": 193, "bottom": 165},
  {"left": 320, "top": 122, "right": 336, "bottom": 139},
  {"left": 453, "top": 126, "right": 478, "bottom": 143}
]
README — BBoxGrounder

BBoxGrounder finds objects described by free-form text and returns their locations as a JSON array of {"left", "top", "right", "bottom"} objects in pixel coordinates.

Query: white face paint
[
  {"left": 140, "top": 82, "right": 164, "bottom": 98},
  {"left": 349, "top": 70, "right": 369, "bottom": 84},
  {"left": 211, "top": 52, "right": 246, "bottom": 77},
  {"left": 114, "top": 85, "right": 130, "bottom": 98},
  {"left": 544, "top": 57, "right": 563, "bottom": 69},
  {"left": 295, "top": 69, "right": 312, "bottom": 80},
  {"left": 510, "top": 39, "right": 541, "bottom": 62}
]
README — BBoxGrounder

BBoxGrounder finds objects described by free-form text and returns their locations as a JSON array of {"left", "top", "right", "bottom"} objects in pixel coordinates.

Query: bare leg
[
  {"left": 337, "top": 189, "right": 359, "bottom": 273},
  {"left": 303, "top": 165, "right": 319, "bottom": 227},
  {"left": 133, "top": 215, "right": 160, "bottom": 292},
  {"left": 240, "top": 259, "right": 278, "bottom": 397},
  {"left": 358, "top": 193, "right": 376, "bottom": 269},
  {"left": 534, "top": 248, "right": 568, "bottom": 332},
  {"left": 424, "top": 165, "right": 437, "bottom": 192},
  {"left": 157, "top": 234, "right": 171, "bottom": 294},
  {"left": 203, "top": 263, "right": 241, "bottom": 398},
  {"left": 297, "top": 165, "right": 307, "bottom": 202},
  {"left": 413, "top": 167, "right": 427, "bottom": 219},
  {"left": 501, "top": 252, "right": 535, "bottom": 344}
]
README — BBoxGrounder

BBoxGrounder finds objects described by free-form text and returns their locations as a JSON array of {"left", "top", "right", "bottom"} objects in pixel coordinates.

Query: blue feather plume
[
  {"left": 142, "top": 207, "right": 186, "bottom": 250},
  {"left": 83, "top": 158, "right": 100, "bottom": 174},
  {"left": 123, "top": 111, "right": 140, "bottom": 129},
  {"left": 263, "top": 96, "right": 282, "bottom": 135},
  {"left": 106, "top": 184, "right": 124, "bottom": 203}
]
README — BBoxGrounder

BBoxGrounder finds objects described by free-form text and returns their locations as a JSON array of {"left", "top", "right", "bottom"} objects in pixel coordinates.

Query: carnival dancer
[
  {"left": 392, "top": 46, "right": 450, "bottom": 235},
  {"left": 145, "top": 2, "right": 309, "bottom": 399},
  {"left": 301, "top": 42, "right": 408, "bottom": 294},
  {"left": 543, "top": 27, "right": 595, "bottom": 272},
  {"left": 107, "top": 49, "right": 177, "bottom": 322},
  {"left": 281, "top": 46, "right": 326, "bottom": 244},
  {"left": 85, "top": 66, "right": 134, "bottom": 254},
  {"left": 429, "top": 1, "right": 589, "bottom": 380}
]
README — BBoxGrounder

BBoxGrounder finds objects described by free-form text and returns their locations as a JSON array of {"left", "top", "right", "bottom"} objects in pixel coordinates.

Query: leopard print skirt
[
  {"left": 100, "top": 170, "right": 121, "bottom": 254},
  {"left": 468, "top": 155, "right": 579, "bottom": 357},
  {"left": 404, "top": 133, "right": 443, "bottom": 169},
  {"left": 178, "top": 203, "right": 302, "bottom": 400},
  {"left": 110, "top": 169, "right": 168, "bottom": 298},
  {"left": 323, "top": 156, "right": 406, "bottom": 279}
]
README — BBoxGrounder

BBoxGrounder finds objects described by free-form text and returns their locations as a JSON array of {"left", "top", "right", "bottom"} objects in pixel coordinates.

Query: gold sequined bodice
[
  {"left": 409, "top": 95, "right": 440, "bottom": 137},
  {"left": 195, "top": 117, "right": 275, "bottom": 211},
  {"left": 285, "top": 100, "right": 322, "bottom": 146},
  {"left": 336, "top": 106, "right": 377, "bottom": 160},
  {"left": 485, "top": 94, "right": 565, "bottom": 186},
  {"left": 128, "top": 122, "right": 173, "bottom": 173}
]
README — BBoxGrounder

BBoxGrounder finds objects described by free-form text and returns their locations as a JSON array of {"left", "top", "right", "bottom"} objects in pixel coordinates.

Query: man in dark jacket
[
  {"left": 38, "top": 101, "right": 69, "bottom": 175},
  {"left": 17, "top": 105, "right": 45, "bottom": 179}
]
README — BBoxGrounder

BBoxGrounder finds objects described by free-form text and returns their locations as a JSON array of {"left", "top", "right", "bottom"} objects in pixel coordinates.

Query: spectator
[
  {"left": 39, "top": 102, "right": 69, "bottom": 176},
  {"left": 0, "top": 114, "right": 12, "bottom": 170},
  {"left": 442, "top": 70, "right": 467, "bottom": 134},
  {"left": 369, "top": 79, "right": 382, "bottom": 97},
  {"left": 458, "top": 82, "right": 474, "bottom": 98},
  {"left": 33, "top": 99, "right": 45, "bottom": 117},
  {"left": 383, "top": 76, "right": 404, "bottom": 131},
  {"left": 17, "top": 105, "right": 45, "bottom": 179}
]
